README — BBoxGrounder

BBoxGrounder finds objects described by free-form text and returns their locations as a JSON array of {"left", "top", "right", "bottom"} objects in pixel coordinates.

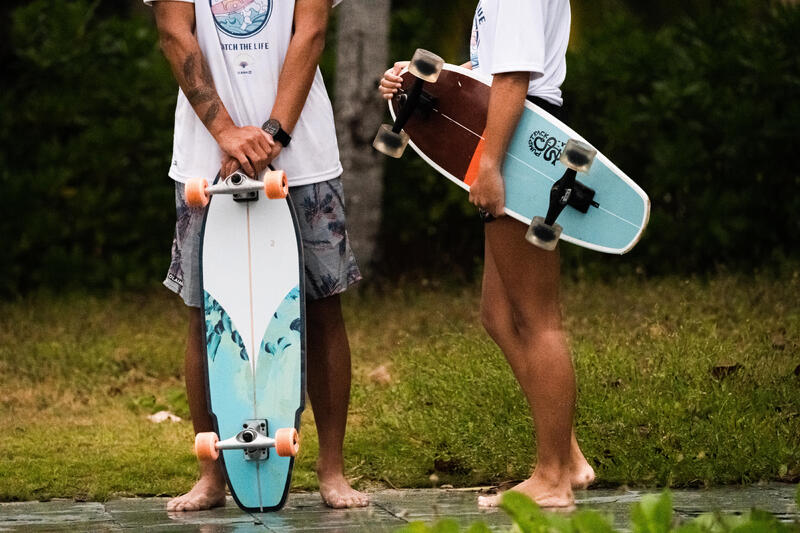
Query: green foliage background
[
  {"left": 0, "top": 0, "right": 176, "bottom": 294},
  {"left": 1, "top": 0, "right": 798, "bottom": 293},
  {"left": 563, "top": 2, "right": 800, "bottom": 275}
]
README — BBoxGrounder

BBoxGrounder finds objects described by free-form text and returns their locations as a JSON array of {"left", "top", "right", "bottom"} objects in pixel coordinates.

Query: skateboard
[
  {"left": 373, "top": 49, "right": 650, "bottom": 254},
  {"left": 184, "top": 168, "right": 305, "bottom": 512}
]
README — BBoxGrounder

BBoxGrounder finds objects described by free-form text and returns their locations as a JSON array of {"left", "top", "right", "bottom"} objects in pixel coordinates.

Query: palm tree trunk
[{"left": 334, "top": 0, "right": 390, "bottom": 272}]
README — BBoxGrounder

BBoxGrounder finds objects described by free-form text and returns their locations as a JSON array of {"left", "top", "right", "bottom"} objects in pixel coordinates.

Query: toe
[
  {"left": 477, "top": 494, "right": 501, "bottom": 508},
  {"left": 177, "top": 500, "right": 195, "bottom": 512},
  {"left": 166, "top": 496, "right": 185, "bottom": 512}
]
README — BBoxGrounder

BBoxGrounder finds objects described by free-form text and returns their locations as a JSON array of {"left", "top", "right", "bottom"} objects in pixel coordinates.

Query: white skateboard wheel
[
  {"left": 525, "top": 216, "right": 562, "bottom": 251},
  {"left": 559, "top": 139, "right": 596, "bottom": 173},
  {"left": 373, "top": 124, "right": 410, "bottom": 158},
  {"left": 409, "top": 48, "right": 444, "bottom": 83}
]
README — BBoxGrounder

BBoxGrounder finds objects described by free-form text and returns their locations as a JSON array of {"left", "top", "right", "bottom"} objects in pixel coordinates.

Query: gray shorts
[{"left": 164, "top": 177, "right": 362, "bottom": 307}]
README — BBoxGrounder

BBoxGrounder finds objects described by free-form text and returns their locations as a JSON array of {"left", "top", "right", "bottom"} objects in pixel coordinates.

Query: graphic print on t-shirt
[
  {"left": 210, "top": 0, "right": 272, "bottom": 38},
  {"left": 470, "top": 1, "right": 485, "bottom": 69}
]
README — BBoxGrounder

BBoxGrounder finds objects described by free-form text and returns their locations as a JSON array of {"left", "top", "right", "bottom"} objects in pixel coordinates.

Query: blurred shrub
[
  {"left": 378, "top": 0, "right": 800, "bottom": 278},
  {"left": 0, "top": 0, "right": 176, "bottom": 294},
  {"left": 563, "top": 0, "right": 800, "bottom": 274}
]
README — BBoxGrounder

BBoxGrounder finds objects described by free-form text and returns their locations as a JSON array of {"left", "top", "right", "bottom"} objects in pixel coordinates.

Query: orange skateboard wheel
[
  {"left": 263, "top": 170, "right": 288, "bottom": 199},
  {"left": 194, "top": 432, "right": 220, "bottom": 461},
  {"left": 274, "top": 427, "right": 299, "bottom": 457},
  {"left": 185, "top": 178, "right": 209, "bottom": 208}
]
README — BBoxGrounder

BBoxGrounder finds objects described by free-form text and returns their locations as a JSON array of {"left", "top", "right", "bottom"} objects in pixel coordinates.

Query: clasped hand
[{"left": 216, "top": 125, "right": 281, "bottom": 179}]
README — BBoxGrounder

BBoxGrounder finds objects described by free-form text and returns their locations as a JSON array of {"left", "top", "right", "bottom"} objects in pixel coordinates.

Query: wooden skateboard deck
[
  {"left": 386, "top": 62, "right": 650, "bottom": 254},
  {"left": 198, "top": 172, "right": 305, "bottom": 512}
]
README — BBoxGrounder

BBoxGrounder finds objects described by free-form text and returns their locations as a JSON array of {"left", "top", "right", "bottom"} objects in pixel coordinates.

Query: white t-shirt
[
  {"left": 145, "top": 0, "right": 342, "bottom": 186},
  {"left": 469, "top": 0, "right": 570, "bottom": 106}
]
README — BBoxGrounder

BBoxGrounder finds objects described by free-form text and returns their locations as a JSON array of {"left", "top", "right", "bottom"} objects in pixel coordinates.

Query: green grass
[{"left": 0, "top": 273, "right": 798, "bottom": 501}]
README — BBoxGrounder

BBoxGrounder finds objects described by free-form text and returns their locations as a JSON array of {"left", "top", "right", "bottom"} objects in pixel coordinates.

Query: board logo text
[{"left": 528, "top": 131, "right": 565, "bottom": 166}]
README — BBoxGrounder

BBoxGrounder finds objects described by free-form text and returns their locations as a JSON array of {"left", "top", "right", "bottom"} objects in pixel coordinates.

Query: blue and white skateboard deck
[
  {"left": 198, "top": 171, "right": 305, "bottom": 512},
  {"left": 384, "top": 62, "right": 650, "bottom": 254}
]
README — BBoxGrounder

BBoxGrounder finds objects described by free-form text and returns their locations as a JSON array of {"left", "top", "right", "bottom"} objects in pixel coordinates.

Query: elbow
[
  {"left": 154, "top": 16, "right": 195, "bottom": 57},
  {"left": 157, "top": 28, "right": 185, "bottom": 57},
  {"left": 297, "top": 26, "right": 327, "bottom": 57},
  {"left": 309, "top": 27, "right": 327, "bottom": 57},
  {"left": 157, "top": 32, "right": 174, "bottom": 55}
]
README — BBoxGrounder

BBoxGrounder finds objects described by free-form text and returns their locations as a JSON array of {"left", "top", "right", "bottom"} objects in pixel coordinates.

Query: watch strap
[{"left": 273, "top": 126, "right": 291, "bottom": 147}]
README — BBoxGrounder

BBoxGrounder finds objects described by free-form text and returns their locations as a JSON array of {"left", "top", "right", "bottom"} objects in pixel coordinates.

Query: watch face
[{"left": 264, "top": 119, "right": 279, "bottom": 136}]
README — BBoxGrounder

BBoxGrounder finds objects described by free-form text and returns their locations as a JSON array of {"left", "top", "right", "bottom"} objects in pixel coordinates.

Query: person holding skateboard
[
  {"left": 379, "top": 0, "right": 594, "bottom": 509},
  {"left": 148, "top": 0, "right": 368, "bottom": 510}
]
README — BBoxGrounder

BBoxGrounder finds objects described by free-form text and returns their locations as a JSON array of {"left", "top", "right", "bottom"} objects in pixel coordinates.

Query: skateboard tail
[{"left": 202, "top": 285, "right": 303, "bottom": 512}]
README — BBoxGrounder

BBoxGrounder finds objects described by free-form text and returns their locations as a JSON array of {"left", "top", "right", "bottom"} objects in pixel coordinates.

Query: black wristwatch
[{"left": 262, "top": 118, "right": 291, "bottom": 147}]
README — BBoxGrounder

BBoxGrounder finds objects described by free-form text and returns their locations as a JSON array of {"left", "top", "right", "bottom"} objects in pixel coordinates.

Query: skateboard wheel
[
  {"left": 409, "top": 48, "right": 444, "bottom": 83},
  {"left": 263, "top": 170, "right": 288, "bottom": 199},
  {"left": 559, "top": 139, "right": 596, "bottom": 173},
  {"left": 185, "top": 178, "right": 210, "bottom": 208},
  {"left": 274, "top": 428, "right": 299, "bottom": 457},
  {"left": 525, "top": 216, "right": 562, "bottom": 251},
  {"left": 194, "top": 432, "right": 220, "bottom": 461},
  {"left": 373, "top": 124, "right": 410, "bottom": 158}
]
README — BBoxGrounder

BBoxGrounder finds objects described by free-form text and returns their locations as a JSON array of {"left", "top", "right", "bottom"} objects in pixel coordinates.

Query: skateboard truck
[
  {"left": 526, "top": 139, "right": 599, "bottom": 250},
  {"left": 194, "top": 422, "right": 300, "bottom": 462},
  {"left": 373, "top": 48, "right": 444, "bottom": 158},
  {"left": 397, "top": 89, "right": 436, "bottom": 119},
  {"left": 184, "top": 167, "right": 288, "bottom": 208}
]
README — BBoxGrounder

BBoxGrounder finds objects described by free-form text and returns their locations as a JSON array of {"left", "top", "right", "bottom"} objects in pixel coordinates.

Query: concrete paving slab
[
  {"left": 255, "top": 493, "right": 406, "bottom": 532},
  {"left": 0, "top": 484, "right": 796, "bottom": 532},
  {"left": 105, "top": 497, "right": 267, "bottom": 532},
  {"left": 0, "top": 500, "right": 119, "bottom": 532},
  {"left": 371, "top": 489, "right": 511, "bottom": 531}
]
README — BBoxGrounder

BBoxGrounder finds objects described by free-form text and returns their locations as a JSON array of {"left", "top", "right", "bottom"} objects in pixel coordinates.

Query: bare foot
[
  {"left": 570, "top": 461, "right": 595, "bottom": 490},
  {"left": 477, "top": 470, "right": 574, "bottom": 509},
  {"left": 318, "top": 473, "right": 369, "bottom": 509},
  {"left": 167, "top": 460, "right": 227, "bottom": 512},
  {"left": 568, "top": 434, "right": 595, "bottom": 489}
]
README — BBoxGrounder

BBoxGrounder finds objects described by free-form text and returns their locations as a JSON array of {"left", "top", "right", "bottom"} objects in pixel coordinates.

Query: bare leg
[
  {"left": 479, "top": 237, "right": 594, "bottom": 491},
  {"left": 306, "top": 294, "right": 369, "bottom": 508},
  {"left": 476, "top": 218, "right": 591, "bottom": 508},
  {"left": 167, "top": 308, "right": 228, "bottom": 512}
]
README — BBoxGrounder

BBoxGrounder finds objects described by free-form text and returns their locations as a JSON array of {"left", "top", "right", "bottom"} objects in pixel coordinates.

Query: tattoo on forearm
[
  {"left": 203, "top": 102, "right": 220, "bottom": 128},
  {"left": 181, "top": 52, "right": 222, "bottom": 128},
  {"left": 200, "top": 56, "right": 215, "bottom": 87},
  {"left": 185, "top": 86, "right": 216, "bottom": 105},
  {"left": 182, "top": 53, "right": 196, "bottom": 85}
]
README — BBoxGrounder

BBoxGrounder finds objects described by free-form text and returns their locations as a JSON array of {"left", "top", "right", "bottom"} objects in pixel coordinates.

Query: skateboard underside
[{"left": 200, "top": 179, "right": 305, "bottom": 512}]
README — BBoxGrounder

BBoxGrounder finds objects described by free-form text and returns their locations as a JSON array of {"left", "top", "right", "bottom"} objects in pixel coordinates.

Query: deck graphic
[{"left": 204, "top": 291, "right": 248, "bottom": 362}]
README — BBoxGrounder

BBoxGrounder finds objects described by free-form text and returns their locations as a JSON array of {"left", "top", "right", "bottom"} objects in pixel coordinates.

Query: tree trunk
[{"left": 334, "top": 0, "right": 390, "bottom": 272}]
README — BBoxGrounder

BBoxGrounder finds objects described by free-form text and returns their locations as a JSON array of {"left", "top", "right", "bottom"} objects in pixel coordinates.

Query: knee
[
  {"left": 505, "top": 299, "right": 564, "bottom": 342},
  {"left": 513, "top": 312, "right": 564, "bottom": 346},
  {"left": 480, "top": 301, "right": 510, "bottom": 342}
]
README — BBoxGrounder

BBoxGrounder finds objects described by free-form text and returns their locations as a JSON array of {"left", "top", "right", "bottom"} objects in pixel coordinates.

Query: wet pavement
[{"left": 0, "top": 484, "right": 796, "bottom": 532}]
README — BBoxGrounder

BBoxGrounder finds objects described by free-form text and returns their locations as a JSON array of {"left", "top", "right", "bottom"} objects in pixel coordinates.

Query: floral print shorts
[{"left": 164, "top": 177, "right": 362, "bottom": 307}]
